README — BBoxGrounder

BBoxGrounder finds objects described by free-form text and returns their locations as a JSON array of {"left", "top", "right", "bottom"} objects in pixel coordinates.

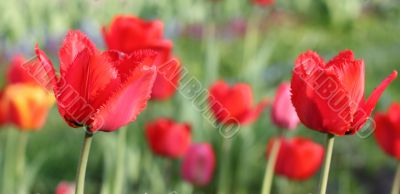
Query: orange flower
[{"left": 3, "top": 84, "right": 54, "bottom": 131}]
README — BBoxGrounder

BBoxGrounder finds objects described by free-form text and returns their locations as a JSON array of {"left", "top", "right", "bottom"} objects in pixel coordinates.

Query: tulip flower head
[
  {"left": 271, "top": 82, "right": 299, "bottom": 130},
  {"left": 208, "top": 80, "right": 269, "bottom": 125},
  {"left": 291, "top": 50, "right": 397, "bottom": 136},
  {"left": 3, "top": 84, "right": 54, "bottom": 130},
  {"left": 103, "top": 15, "right": 181, "bottom": 100},
  {"left": 374, "top": 103, "right": 400, "bottom": 160},
  {"left": 55, "top": 181, "right": 75, "bottom": 194},
  {"left": 181, "top": 143, "right": 216, "bottom": 186},
  {"left": 266, "top": 137, "right": 324, "bottom": 181},
  {"left": 27, "top": 30, "right": 158, "bottom": 133},
  {"left": 146, "top": 118, "right": 191, "bottom": 158}
]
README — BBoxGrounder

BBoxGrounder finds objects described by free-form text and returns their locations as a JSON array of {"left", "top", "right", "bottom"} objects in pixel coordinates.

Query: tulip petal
[
  {"left": 326, "top": 50, "right": 365, "bottom": 112},
  {"left": 151, "top": 58, "right": 181, "bottom": 100},
  {"left": 113, "top": 49, "right": 157, "bottom": 80},
  {"left": 221, "top": 84, "right": 253, "bottom": 119},
  {"left": 63, "top": 49, "right": 120, "bottom": 105},
  {"left": 33, "top": 44, "right": 58, "bottom": 90},
  {"left": 59, "top": 30, "right": 97, "bottom": 76},
  {"left": 89, "top": 65, "right": 157, "bottom": 132},
  {"left": 352, "top": 71, "right": 398, "bottom": 132}
]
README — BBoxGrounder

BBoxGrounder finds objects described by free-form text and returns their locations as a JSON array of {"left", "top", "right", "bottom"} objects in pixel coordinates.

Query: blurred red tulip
[
  {"left": 0, "top": 91, "right": 7, "bottom": 125},
  {"left": 252, "top": 0, "right": 274, "bottom": 6},
  {"left": 29, "top": 30, "right": 157, "bottom": 133},
  {"left": 55, "top": 181, "right": 75, "bottom": 194},
  {"left": 103, "top": 15, "right": 181, "bottom": 100},
  {"left": 209, "top": 80, "right": 269, "bottom": 125},
  {"left": 181, "top": 143, "right": 216, "bottom": 186},
  {"left": 266, "top": 137, "right": 324, "bottom": 181},
  {"left": 7, "top": 55, "right": 38, "bottom": 85},
  {"left": 374, "top": 103, "right": 400, "bottom": 160},
  {"left": 146, "top": 118, "right": 191, "bottom": 158},
  {"left": 271, "top": 82, "right": 299, "bottom": 130},
  {"left": 291, "top": 50, "right": 397, "bottom": 136},
  {"left": 3, "top": 84, "right": 54, "bottom": 131}
]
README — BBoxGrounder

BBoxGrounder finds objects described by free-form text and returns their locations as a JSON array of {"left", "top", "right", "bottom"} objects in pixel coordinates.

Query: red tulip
[
  {"left": 7, "top": 55, "right": 38, "bottom": 85},
  {"left": 266, "top": 137, "right": 324, "bottom": 181},
  {"left": 146, "top": 118, "right": 191, "bottom": 158},
  {"left": 271, "top": 82, "right": 299, "bottom": 130},
  {"left": 374, "top": 103, "right": 400, "bottom": 159},
  {"left": 252, "top": 0, "right": 274, "bottom": 6},
  {"left": 208, "top": 80, "right": 269, "bottom": 125},
  {"left": 102, "top": 15, "right": 181, "bottom": 100},
  {"left": 291, "top": 50, "right": 397, "bottom": 136},
  {"left": 27, "top": 30, "right": 157, "bottom": 133},
  {"left": 55, "top": 181, "right": 75, "bottom": 194},
  {"left": 181, "top": 143, "right": 216, "bottom": 186}
]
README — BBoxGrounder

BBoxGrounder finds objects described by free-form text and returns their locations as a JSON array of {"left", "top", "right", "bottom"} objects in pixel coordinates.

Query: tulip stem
[
  {"left": 75, "top": 131, "right": 93, "bottom": 194},
  {"left": 319, "top": 134, "right": 335, "bottom": 194},
  {"left": 114, "top": 127, "right": 127, "bottom": 194},
  {"left": 261, "top": 138, "right": 281, "bottom": 194},
  {"left": 217, "top": 139, "right": 232, "bottom": 194},
  {"left": 16, "top": 132, "right": 28, "bottom": 194},
  {"left": 391, "top": 161, "right": 400, "bottom": 194}
]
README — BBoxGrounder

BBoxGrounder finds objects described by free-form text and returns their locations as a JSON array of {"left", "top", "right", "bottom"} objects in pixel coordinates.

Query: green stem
[
  {"left": 391, "top": 161, "right": 400, "bottom": 194},
  {"left": 319, "top": 134, "right": 335, "bottom": 194},
  {"left": 217, "top": 139, "right": 232, "bottom": 194},
  {"left": 16, "top": 132, "right": 28, "bottom": 176},
  {"left": 113, "top": 127, "right": 127, "bottom": 194},
  {"left": 261, "top": 138, "right": 280, "bottom": 194},
  {"left": 2, "top": 130, "right": 15, "bottom": 194},
  {"left": 16, "top": 132, "right": 29, "bottom": 194},
  {"left": 75, "top": 132, "right": 93, "bottom": 194}
]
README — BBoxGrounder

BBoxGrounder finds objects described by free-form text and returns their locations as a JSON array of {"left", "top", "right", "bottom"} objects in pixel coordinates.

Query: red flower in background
[
  {"left": 1, "top": 55, "right": 55, "bottom": 130},
  {"left": 271, "top": 82, "right": 299, "bottom": 130},
  {"left": 181, "top": 143, "right": 216, "bottom": 186},
  {"left": 7, "top": 55, "right": 38, "bottom": 85},
  {"left": 209, "top": 80, "right": 269, "bottom": 125},
  {"left": 103, "top": 15, "right": 181, "bottom": 100},
  {"left": 28, "top": 30, "right": 157, "bottom": 133},
  {"left": 146, "top": 118, "right": 191, "bottom": 158},
  {"left": 55, "top": 181, "right": 75, "bottom": 194},
  {"left": 374, "top": 103, "right": 400, "bottom": 160},
  {"left": 266, "top": 137, "right": 324, "bottom": 181},
  {"left": 291, "top": 50, "right": 397, "bottom": 136},
  {"left": 252, "top": 0, "right": 274, "bottom": 6}
]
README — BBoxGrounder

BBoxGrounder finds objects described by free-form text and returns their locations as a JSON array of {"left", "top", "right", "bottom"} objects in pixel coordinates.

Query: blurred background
[{"left": 1, "top": 0, "right": 400, "bottom": 193}]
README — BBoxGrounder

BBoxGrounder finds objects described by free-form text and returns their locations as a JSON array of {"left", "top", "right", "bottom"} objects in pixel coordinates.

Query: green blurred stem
[
  {"left": 75, "top": 131, "right": 93, "bottom": 194},
  {"left": 16, "top": 132, "right": 29, "bottom": 194},
  {"left": 391, "top": 161, "right": 400, "bottom": 194},
  {"left": 2, "top": 130, "right": 15, "bottom": 194},
  {"left": 217, "top": 139, "right": 232, "bottom": 194},
  {"left": 16, "top": 132, "right": 28, "bottom": 177},
  {"left": 319, "top": 134, "right": 335, "bottom": 194},
  {"left": 113, "top": 127, "right": 127, "bottom": 194},
  {"left": 261, "top": 138, "right": 280, "bottom": 194}
]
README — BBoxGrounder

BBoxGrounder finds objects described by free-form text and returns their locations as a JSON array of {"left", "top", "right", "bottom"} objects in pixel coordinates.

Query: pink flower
[
  {"left": 271, "top": 82, "right": 300, "bottom": 130},
  {"left": 181, "top": 143, "right": 216, "bottom": 186}
]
